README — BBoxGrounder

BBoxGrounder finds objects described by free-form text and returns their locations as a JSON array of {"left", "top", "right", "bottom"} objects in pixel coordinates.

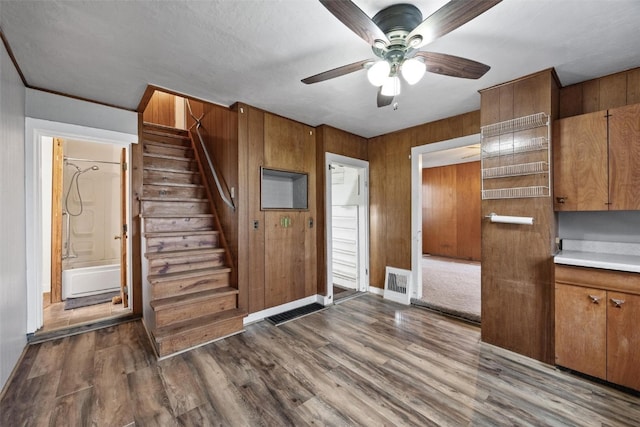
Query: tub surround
[{"left": 554, "top": 239, "right": 640, "bottom": 273}]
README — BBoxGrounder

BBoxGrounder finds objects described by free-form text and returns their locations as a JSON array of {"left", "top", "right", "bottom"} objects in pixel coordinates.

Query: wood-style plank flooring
[
  {"left": 41, "top": 299, "right": 129, "bottom": 333},
  {"left": 2, "top": 294, "right": 639, "bottom": 426}
]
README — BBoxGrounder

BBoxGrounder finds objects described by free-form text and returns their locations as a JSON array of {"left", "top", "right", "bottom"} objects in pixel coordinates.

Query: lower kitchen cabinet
[{"left": 555, "top": 265, "right": 640, "bottom": 391}]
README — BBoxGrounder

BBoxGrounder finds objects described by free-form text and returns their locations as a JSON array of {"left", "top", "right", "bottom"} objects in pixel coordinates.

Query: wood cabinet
[
  {"left": 554, "top": 104, "right": 640, "bottom": 211},
  {"left": 555, "top": 265, "right": 640, "bottom": 391}
]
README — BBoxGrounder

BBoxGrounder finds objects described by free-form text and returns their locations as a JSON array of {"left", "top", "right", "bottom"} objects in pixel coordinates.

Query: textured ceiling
[{"left": 2, "top": 0, "right": 639, "bottom": 138}]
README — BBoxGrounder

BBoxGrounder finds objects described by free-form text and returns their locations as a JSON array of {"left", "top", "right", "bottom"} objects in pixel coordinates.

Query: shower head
[{"left": 80, "top": 165, "right": 100, "bottom": 173}]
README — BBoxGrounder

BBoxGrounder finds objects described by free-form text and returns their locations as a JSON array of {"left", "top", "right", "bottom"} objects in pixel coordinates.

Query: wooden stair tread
[
  {"left": 142, "top": 213, "right": 213, "bottom": 218},
  {"left": 154, "top": 308, "right": 246, "bottom": 341},
  {"left": 143, "top": 126, "right": 190, "bottom": 139},
  {"left": 150, "top": 287, "right": 238, "bottom": 310},
  {"left": 140, "top": 196, "right": 208, "bottom": 202},
  {"left": 143, "top": 140, "right": 191, "bottom": 149},
  {"left": 144, "top": 230, "right": 219, "bottom": 238},
  {"left": 143, "top": 165, "right": 199, "bottom": 174},
  {"left": 144, "top": 182, "right": 204, "bottom": 188},
  {"left": 148, "top": 266, "right": 231, "bottom": 283},
  {"left": 145, "top": 247, "right": 225, "bottom": 260},
  {"left": 143, "top": 152, "right": 194, "bottom": 162}
]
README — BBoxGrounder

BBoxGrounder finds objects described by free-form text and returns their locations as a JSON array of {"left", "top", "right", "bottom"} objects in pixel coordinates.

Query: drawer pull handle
[
  {"left": 611, "top": 298, "right": 625, "bottom": 308},
  {"left": 588, "top": 295, "right": 601, "bottom": 304}
]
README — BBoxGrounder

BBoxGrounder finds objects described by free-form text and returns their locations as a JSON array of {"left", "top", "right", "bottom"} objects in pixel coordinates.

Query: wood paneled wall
[
  {"left": 422, "top": 161, "right": 481, "bottom": 261},
  {"left": 142, "top": 91, "right": 176, "bottom": 127},
  {"left": 479, "top": 69, "right": 559, "bottom": 364},
  {"left": 315, "top": 125, "right": 368, "bottom": 295},
  {"left": 237, "top": 105, "right": 318, "bottom": 313},
  {"left": 559, "top": 67, "right": 640, "bottom": 118},
  {"left": 368, "top": 111, "right": 480, "bottom": 288},
  {"left": 186, "top": 99, "right": 241, "bottom": 304}
]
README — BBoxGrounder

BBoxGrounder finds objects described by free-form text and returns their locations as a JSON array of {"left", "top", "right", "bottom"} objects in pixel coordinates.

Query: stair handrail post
[{"left": 186, "top": 100, "right": 236, "bottom": 212}]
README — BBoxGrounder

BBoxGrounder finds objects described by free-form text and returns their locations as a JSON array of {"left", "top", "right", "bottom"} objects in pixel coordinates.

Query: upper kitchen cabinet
[
  {"left": 553, "top": 111, "right": 608, "bottom": 210},
  {"left": 609, "top": 104, "right": 640, "bottom": 210},
  {"left": 554, "top": 103, "right": 640, "bottom": 211}
]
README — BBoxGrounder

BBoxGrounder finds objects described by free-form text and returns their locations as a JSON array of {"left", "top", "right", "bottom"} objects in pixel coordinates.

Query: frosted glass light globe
[
  {"left": 401, "top": 58, "right": 426, "bottom": 85},
  {"left": 367, "top": 61, "right": 391, "bottom": 87}
]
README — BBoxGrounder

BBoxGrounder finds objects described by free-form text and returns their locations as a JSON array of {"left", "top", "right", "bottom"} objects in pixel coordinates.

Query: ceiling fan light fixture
[
  {"left": 367, "top": 60, "right": 391, "bottom": 86},
  {"left": 401, "top": 57, "right": 426, "bottom": 85},
  {"left": 381, "top": 75, "right": 401, "bottom": 96}
]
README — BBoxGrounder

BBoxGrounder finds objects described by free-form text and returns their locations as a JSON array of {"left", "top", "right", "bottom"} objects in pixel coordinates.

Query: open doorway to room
[
  {"left": 410, "top": 135, "right": 482, "bottom": 323},
  {"left": 41, "top": 137, "right": 130, "bottom": 333},
  {"left": 325, "top": 154, "right": 369, "bottom": 303},
  {"left": 26, "top": 119, "right": 135, "bottom": 337}
]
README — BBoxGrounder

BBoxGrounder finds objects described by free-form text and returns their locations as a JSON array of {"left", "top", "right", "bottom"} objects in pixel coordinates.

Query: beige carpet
[{"left": 413, "top": 255, "right": 481, "bottom": 323}]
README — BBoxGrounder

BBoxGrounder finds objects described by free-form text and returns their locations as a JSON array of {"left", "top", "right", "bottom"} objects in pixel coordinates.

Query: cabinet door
[
  {"left": 264, "top": 211, "right": 306, "bottom": 308},
  {"left": 608, "top": 104, "right": 640, "bottom": 210},
  {"left": 607, "top": 292, "right": 640, "bottom": 391},
  {"left": 553, "top": 111, "right": 608, "bottom": 211},
  {"left": 555, "top": 284, "right": 607, "bottom": 379}
]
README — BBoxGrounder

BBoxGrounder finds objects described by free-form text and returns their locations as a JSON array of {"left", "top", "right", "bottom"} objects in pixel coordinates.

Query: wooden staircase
[{"left": 141, "top": 122, "right": 244, "bottom": 357}]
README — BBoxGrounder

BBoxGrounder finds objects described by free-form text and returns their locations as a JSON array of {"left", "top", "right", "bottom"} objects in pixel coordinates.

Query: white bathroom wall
[
  {"left": 0, "top": 35, "right": 27, "bottom": 391},
  {"left": 40, "top": 137, "right": 53, "bottom": 293},
  {"left": 62, "top": 140, "right": 121, "bottom": 269}
]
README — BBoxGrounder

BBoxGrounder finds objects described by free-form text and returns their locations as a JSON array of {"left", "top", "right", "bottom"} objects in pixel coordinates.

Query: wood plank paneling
[
  {"left": 558, "top": 67, "right": 640, "bottom": 118},
  {"left": 599, "top": 73, "right": 628, "bottom": 111},
  {"left": 143, "top": 91, "right": 176, "bottom": 127},
  {"left": 456, "top": 161, "right": 481, "bottom": 261},
  {"left": 422, "top": 166, "right": 457, "bottom": 257},
  {"left": 479, "top": 70, "right": 557, "bottom": 364},
  {"left": 246, "top": 105, "right": 265, "bottom": 313},
  {"left": 628, "top": 69, "right": 640, "bottom": 104},
  {"left": 368, "top": 111, "right": 480, "bottom": 289},
  {"left": 422, "top": 161, "right": 480, "bottom": 261}
]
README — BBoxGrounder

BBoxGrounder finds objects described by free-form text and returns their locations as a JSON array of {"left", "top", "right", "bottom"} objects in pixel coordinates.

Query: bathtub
[{"left": 62, "top": 262, "right": 121, "bottom": 300}]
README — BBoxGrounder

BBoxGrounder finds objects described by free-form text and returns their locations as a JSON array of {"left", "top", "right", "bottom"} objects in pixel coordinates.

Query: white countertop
[{"left": 554, "top": 250, "right": 640, "bottom": 273}]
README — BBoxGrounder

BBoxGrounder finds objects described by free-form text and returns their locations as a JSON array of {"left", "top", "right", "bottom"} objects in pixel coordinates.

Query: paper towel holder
[{"left": 485, "top": 212, "right": 535, "bottom": 225}]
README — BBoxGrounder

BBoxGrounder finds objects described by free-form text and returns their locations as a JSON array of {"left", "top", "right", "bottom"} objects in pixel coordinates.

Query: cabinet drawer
[{"left": 555, "top": 265, "right": 640, "bottom": 295}]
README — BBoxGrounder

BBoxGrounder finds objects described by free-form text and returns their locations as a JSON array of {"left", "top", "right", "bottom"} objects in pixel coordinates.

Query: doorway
[
  {"left": 44, "top": 138, "right": 129, "bottom": 332},
  {"left": 325, "top": 153, "right": 369, "bottom": 303},
  {"left": 411, "top": 135, "right": 482, "bottom": 322},
  {"left": 25, "top": 119, "right": 135, "bottom": 335}
]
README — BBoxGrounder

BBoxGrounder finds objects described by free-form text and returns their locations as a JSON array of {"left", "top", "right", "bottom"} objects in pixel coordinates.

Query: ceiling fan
[{"left": 302, "top": 0, "right": 502, "bottom": 107}]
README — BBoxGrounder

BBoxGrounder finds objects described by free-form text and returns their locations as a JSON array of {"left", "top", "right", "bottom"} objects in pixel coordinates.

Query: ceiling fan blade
[
  {"left": 415, "top": 51, "right": 490, "bottom": 79},
  {"left": 302, "top": 59, "right": 371, "bottom": 84},
  {"left": 407, "top": 0, "right": 502, "bottom": 49},
  {"left": 377, "top": 88, "right": 394, "bottom": 108},
  {"left": 320, "top": 0, "right": 389, "bottom": 46}
]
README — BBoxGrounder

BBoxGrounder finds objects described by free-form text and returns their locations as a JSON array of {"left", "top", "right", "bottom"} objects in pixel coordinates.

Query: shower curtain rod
[{"left": 64, "top": 156, "right": 120, "bottom": 165}]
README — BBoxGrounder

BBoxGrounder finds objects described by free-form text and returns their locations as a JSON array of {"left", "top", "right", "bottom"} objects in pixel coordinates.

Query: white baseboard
[{"left": 368, "top": 286, "right": 384, "bottom": 296}]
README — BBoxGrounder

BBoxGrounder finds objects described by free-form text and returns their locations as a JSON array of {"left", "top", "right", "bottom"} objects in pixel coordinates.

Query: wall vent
[{"left": 383, "top": 267, "right": 411, "bottom": 305}]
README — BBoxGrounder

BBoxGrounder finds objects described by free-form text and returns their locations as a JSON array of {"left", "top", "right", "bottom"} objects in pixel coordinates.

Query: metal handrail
[{"left": 186, "top": 100, "right": 236, "bottom": 211}]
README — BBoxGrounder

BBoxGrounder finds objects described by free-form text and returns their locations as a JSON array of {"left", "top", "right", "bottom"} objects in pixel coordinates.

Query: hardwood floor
[{"left": 2, "top": 294, "right": 638, "bottom": 426}]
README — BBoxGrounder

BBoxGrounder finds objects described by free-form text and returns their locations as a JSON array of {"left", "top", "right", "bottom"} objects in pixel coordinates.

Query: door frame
[
  {"left": 410, "top": 134, "right": 480, "bottom": 300},
  {"left": 325, "top": 153, "right": 370, "bottom": 303},
  {"left": 25, "top": 118, "right": 137, "bottom": 333}
]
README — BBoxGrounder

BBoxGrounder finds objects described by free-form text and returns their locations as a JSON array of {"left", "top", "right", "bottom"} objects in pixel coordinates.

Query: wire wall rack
[{"left": 481, "top": 113, "right": 551, "bottom": 200}]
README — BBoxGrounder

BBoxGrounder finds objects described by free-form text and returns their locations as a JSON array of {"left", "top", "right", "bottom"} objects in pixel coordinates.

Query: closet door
[{"left": 264, "top": 211, "right": 306, "bottom": 308}]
